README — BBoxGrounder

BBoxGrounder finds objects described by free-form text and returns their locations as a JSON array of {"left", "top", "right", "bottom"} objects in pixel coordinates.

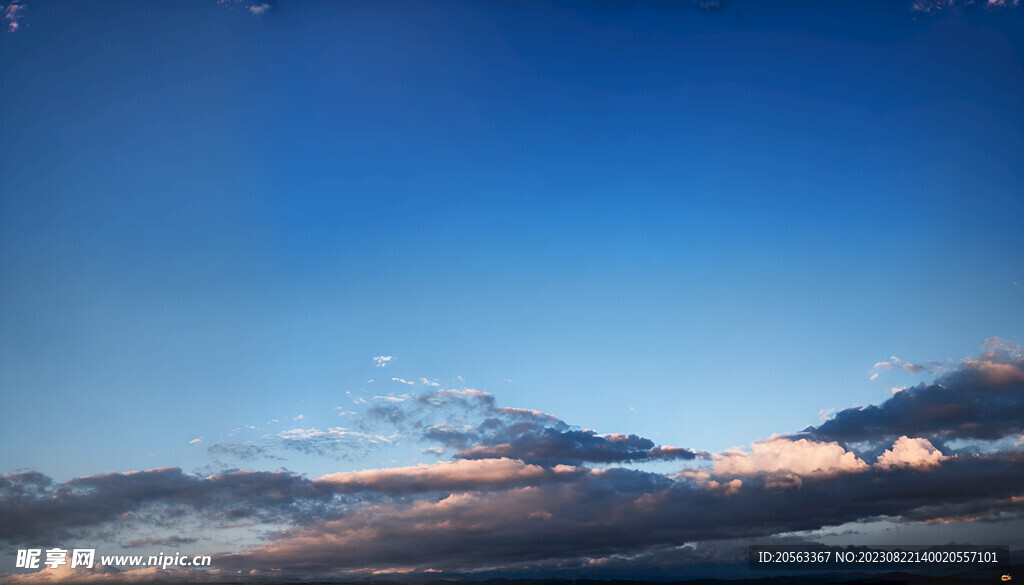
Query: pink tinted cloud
[
  {"left": 5, "top": 2, "right": 23, "bottom": 32},
  {"left": 315, "top": 457, "right": 583, "bottom": 494},
  {"left": 710, "top": 436, "right": 867, "bottom": 479}
]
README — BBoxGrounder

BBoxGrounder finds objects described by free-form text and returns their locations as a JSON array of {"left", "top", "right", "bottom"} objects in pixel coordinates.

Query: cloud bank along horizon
[{"left": 2, "top": 337, "right": 1024, "bottom": 581}]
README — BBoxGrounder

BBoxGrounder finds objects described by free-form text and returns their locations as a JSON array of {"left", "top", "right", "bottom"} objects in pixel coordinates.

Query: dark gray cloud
[
  {"left": 4, "top": 450, "right": 1024, "bottom": 578},
  {"left": 455, "top": 428, "right": 705, "bottom": 466},
  {"left": 220, "top": 452, "right": 1024, "bottom": 575},
  {"left": 370, "top": 389, "right": 705, "bottom": 466},
  {"left": 0, "top": 467, "right": 332, "bottom": 545},
  {"left": 806, "top": 339, "right": 1024, "bottom": 447}
]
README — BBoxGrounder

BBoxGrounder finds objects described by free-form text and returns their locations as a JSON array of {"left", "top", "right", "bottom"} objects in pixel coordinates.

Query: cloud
[
  {"left": 368, "top": 388, "right": 705, "bottom": 466},
  {"left": 6, "top": 340, "right": 1024, "bottom": 580},
  {"left": 692, "top": 0, "right": 727, "bottom": 11},
  {"left": 870, "top": 355, "right": 945, "bottom": 377},
  {"left": 913, "top": 0, "right": 1019, "bottom": 12},
  {"left": 207, "top": 441, "right": 283, "bottom": 461},
  {"left": 248, "top": 3, "right": 270, "bottom": 16},
  {"left": 808, "top": 338, "right": 1024, "bottom": 446},
  {"left": 216, "top": 0, "right": 275, "bottom": 19},
  {"left": 217, "top": 452, "right": 1024, "bottom": 576},
  {"left": 365, "top": 387, "right": 496, "bottom": 425},
  {"left": 372, "top": 356, "right": 394, "bottom": 367},
  {"left": 390, "top": 377, "right": 415, "bottom": 385},
  {"left": 5, "top": 410, "right": 1024, "bottom": 578},
  {"left": 4, "top": 2, "right": 23, "bottom": 32},
  {"left": 0, "top": 560, "right": 129, "bottom": 584},
  {"left": 4, "top": 0, "right": 1018, "bottom": 36},
  {"left": 123, "top": 536, "right": 198, "bottom": 548},
  {"left": 276, "top": 427, "right": 392, "bottom": 457},
  {"left": 208, "top": 427, "right": 390, "bottom": 461},
  {"left": 454, "top": 428, "right": 706, "bottom": 466},
  {"left": 315, "top": 458, "right": 584, "bottom": 495},
  {"left": 710, "top": 436, "right": 867, "bottom": 479},
  {"left": 0, "top": 468, "right": 333, "bottom": 545},
  {"left": 875, "top": 436, "right": 947, "bottom": 470}
]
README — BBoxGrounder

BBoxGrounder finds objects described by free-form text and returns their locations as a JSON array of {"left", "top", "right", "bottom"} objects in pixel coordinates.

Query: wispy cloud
[
  {"left": 913, "top": 0, "right": 1019, "bottom": 13},
  {"left": 217, "top": 0, "right": 275, "bottom": 18},
  {"left": 373, "top": 356, "right": 394, "bottom": 367},
  {"left": 4, "top": 2, "right": 23, "bottom": 32},
  {"left": 870, "top": 355, "right": 946, "bottom": 380},
  {"left": 3, "top": 0, "right": 272, "bottom": 35},
  {"left": 248, "top": 3, "right": 271, "bottom": 16},
  {"left": 209, "top": 426, "right": 392, "bottom": 461}
]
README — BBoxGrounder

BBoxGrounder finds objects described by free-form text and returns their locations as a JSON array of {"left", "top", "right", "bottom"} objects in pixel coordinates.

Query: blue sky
[{"left": 1, "top": 0, "right": 1024, "bottom": 581}]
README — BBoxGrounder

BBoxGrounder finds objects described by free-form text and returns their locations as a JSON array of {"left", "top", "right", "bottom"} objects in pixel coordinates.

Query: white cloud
[
  {"left": 373, "top": 356, "right": 395, "bottom": 367},
  {"left": 875, "top": 436, "right": 946, "bottom": 470},
  {"left": 375, "top": 394, "right": 409, "bottom": 402},
  {"left": 711, "top": 436, "right": 867, "bottom": 479},
  {"left": 278, "top": 427, "right": 381, "bottom": 442},
  {"left": 871, "top": 356, "right": 945, "bottom": 378},
  {"left": 248, "top": 3, "right": 271, "bottom": 16}
]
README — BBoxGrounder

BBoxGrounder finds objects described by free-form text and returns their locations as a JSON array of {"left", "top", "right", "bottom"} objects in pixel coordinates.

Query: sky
[{"left": 1, "top": 0, "right": 1024, "bottom": 582}]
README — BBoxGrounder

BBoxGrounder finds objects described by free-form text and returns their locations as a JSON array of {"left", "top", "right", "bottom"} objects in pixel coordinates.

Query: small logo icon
[{"left": 1001, "top": 575, "right": 1012, "bottom": 582}]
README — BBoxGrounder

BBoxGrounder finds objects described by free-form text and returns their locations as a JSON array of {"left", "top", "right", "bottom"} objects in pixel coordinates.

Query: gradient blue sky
[
  {"left": 2, "top": 0, "right": 1023, "bottom": 480},
  {"left": 1, "top": 5, "right": 1024, "bottom": 579},
  {"left": 2, "top": 0, "right": 1024, "bottom": 581}
]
